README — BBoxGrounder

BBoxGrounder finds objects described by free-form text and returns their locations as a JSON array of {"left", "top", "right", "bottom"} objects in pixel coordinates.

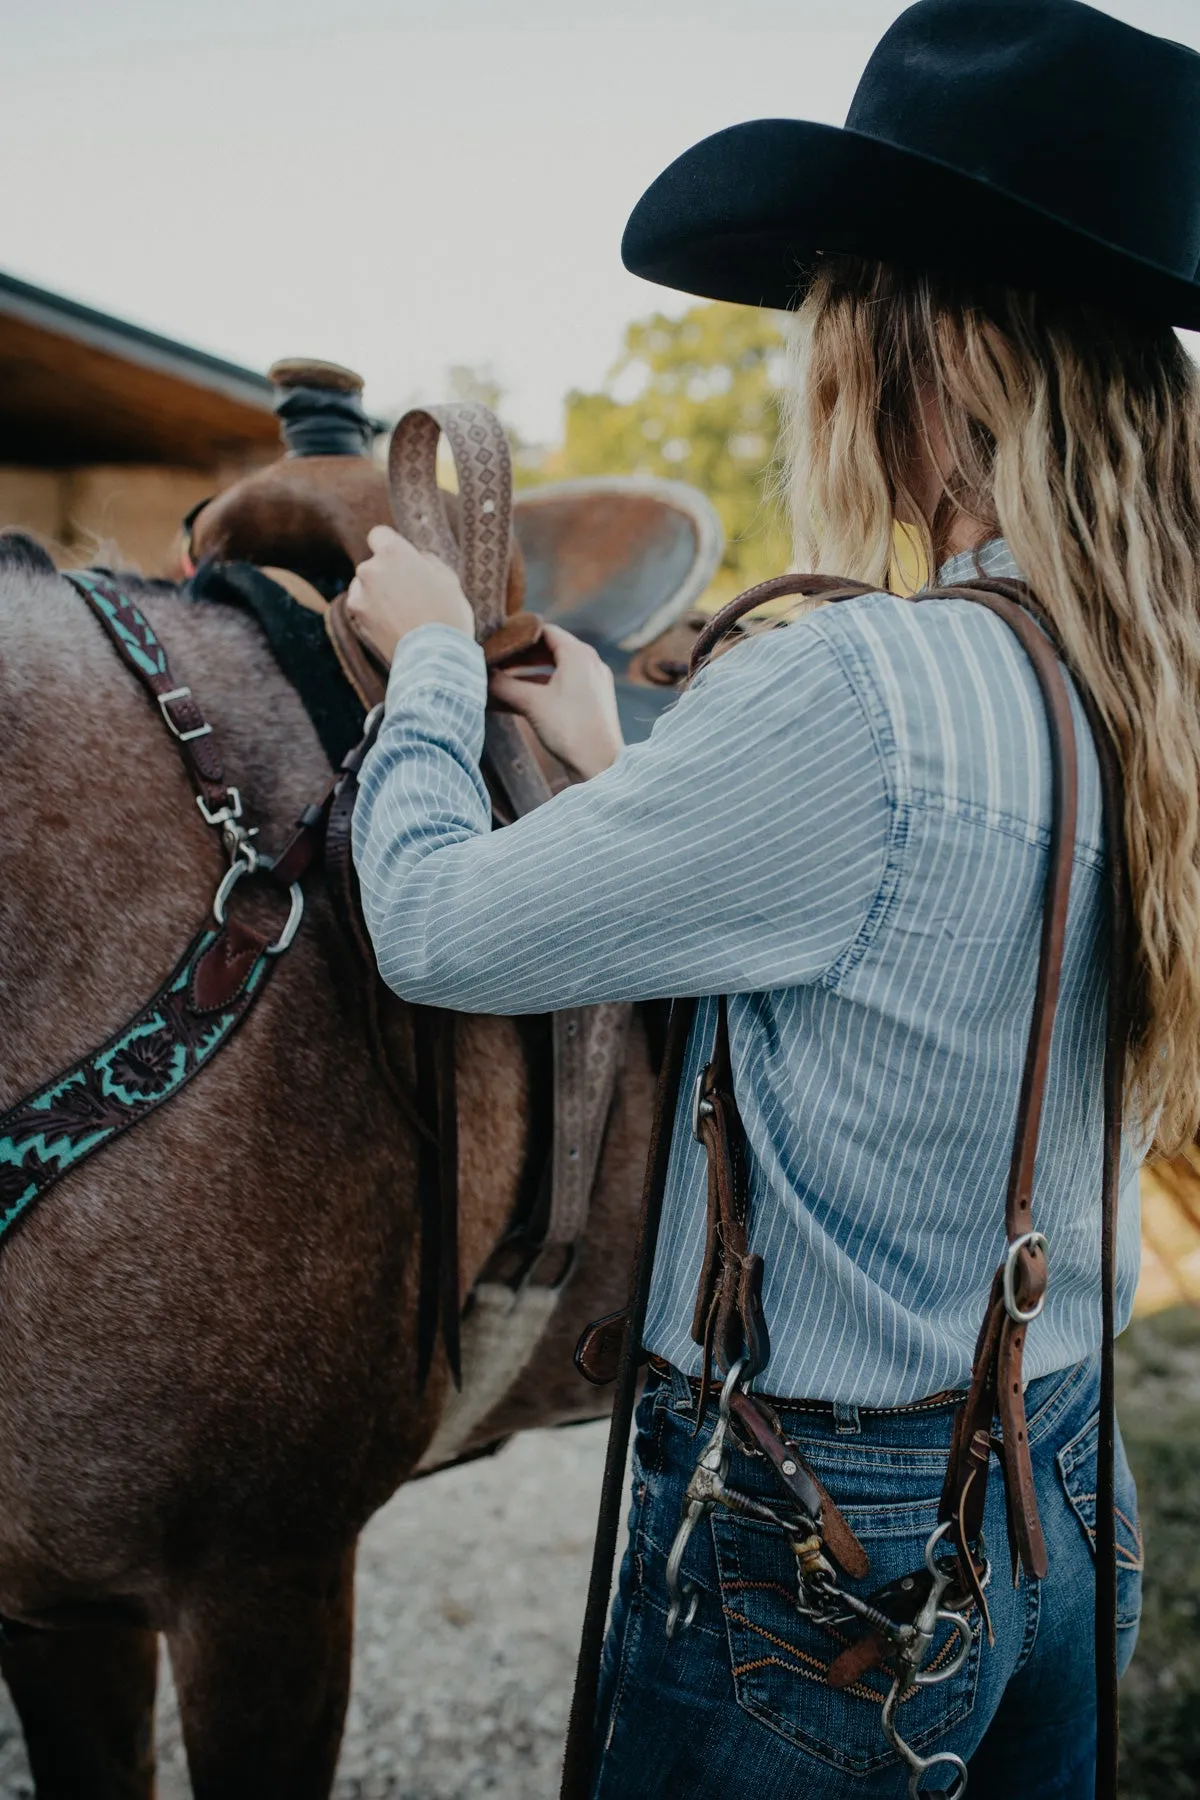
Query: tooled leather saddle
[{"left": 181, "top": 363, "right": 726, "bottom": 1439}]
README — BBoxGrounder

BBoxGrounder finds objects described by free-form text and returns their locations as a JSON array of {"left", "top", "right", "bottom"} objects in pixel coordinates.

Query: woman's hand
[
  {"left": 346, "top": 525, "right": 474, "bottom": 664},
  {"left": 490, "top": 622, "right": 624, "bottom": 780}
]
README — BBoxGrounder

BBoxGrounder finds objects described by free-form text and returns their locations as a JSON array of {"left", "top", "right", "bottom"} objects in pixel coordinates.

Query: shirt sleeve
[{"left": 351, "top": 615, "right": 892, "bottom": 1013}]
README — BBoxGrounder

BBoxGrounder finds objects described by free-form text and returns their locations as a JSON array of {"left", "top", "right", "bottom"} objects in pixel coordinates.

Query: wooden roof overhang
[{"left": 0, "top": 271, "right": 279, "bottom": 468}]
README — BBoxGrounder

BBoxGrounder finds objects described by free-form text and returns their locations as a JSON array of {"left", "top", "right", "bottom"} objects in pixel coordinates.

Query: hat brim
[{"left": 621, "top": 118, "right": 1200, "bottom": 331}]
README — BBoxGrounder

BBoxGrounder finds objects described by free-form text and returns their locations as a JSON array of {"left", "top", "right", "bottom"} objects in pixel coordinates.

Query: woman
[{"left": 346, "top": 2, "right": 1200, "bottom": 1794}]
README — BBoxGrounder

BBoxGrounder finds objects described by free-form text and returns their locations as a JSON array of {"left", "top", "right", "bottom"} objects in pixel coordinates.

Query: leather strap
[
  {"left": 0, "top": 924, "right": 276, "bottom": 1241},
  {"left": 3, "top": 570, "right": 344, "bottom": 1271},
  {"left": 321, "top": 709, "right": 456, "bottom": 1385},
  {"left": 563, "top": 568, "right": 1125, "bottom": 1800},
  {"left": 326, "top": 589, "right": 388, "bottom": 713},
  {"left": 931, "top": 582, "right": 1080, "bottom": 1592},
  {"left": 688, "top": 572, "right": 875, "bottom": 676},
  {"left": 971, "top": 580, "right": 1128, "bottom": 1800},
  {"left": 560, "top": 998, "right": 697, "bottom": 1800},
  {"left": 66, "top": 570, "right": 241, "bottom": 824},
  {"left": 389, "top": 404, "right": 513, "bottom": 630},
  {"left": 690, "top": 995, "right": 770, "bottom": 1421},
  {"left": 387, "top": 404, "right": 628, "bottom": 1279}
]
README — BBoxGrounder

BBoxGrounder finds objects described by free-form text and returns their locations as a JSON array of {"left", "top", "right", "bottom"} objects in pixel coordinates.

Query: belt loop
[
  {"left": 668, "top": 1364, "right": 695, "bottom": 1416},
  {"left": 833, "top": 1401, "right": 862, "bottom": 1435}
]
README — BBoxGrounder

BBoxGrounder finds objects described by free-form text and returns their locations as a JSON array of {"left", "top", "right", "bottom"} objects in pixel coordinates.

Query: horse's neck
[
  {"left": 143, "top": 583, "right": 527, "bottom": 1294},
  {"left": 3, "top": 571, "right": 522, "bottom": 1305}
]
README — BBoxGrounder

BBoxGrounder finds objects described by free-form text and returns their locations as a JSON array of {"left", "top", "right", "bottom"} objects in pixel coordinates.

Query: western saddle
[{"left": 182, "top": 360, "right": 724, "bottom": 1466}]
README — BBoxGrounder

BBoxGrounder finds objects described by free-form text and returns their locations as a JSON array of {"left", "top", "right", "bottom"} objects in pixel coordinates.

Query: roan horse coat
[{"left": 0, "top": 497, "right": 670, "bottom": 1797}]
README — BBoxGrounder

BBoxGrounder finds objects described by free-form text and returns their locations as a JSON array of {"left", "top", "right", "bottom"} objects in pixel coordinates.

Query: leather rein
[{"left": 563, "top": 570, "right": 1128, "bottom": 1800}]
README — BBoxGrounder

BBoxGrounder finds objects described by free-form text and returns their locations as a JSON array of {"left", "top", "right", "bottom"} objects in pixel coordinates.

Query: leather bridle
[{"left": 563, "top": 570, "right": 1128, "bottom": 1800}]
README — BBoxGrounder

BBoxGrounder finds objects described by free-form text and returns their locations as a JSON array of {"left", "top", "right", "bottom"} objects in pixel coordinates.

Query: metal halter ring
[
  {"left": 1002, "top": 1230, "right": 1050, "bottom": 1324},
  {"left": 212, "top": 860, "right": 305, "bottom": 956}
]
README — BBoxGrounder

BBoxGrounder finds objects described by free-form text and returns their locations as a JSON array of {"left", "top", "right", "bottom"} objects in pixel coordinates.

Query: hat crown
[{"left": 847, "top": 0, "right": 1200, "bottom": 280}]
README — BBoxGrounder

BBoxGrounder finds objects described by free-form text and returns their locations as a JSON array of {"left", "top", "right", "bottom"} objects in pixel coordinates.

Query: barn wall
[
  {"left": 0, "top": 469, "right": 65, "bottom": 543},
  {"left": 0, "top": 459, "right": 271, "bottom": 577}
]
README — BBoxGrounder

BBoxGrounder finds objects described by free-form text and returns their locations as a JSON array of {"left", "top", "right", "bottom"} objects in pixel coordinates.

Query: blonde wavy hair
[{"left": 782, "top": 255, "right": 1200, "bottom": 1156}]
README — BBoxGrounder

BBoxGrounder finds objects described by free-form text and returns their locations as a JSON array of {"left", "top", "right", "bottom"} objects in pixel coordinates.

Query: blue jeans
[{"left": 594, "top": 1357, "right": 1141, "bottom": 1798}]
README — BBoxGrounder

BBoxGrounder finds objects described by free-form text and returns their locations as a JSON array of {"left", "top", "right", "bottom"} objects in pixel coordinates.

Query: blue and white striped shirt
[{"left": 353, "top": 539, "right": 1140, "bottom": 1406}]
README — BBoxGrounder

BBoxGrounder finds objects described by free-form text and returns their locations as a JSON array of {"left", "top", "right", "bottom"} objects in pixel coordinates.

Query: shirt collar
[{"left": 932, "top": 537, "right": 1023, "bottom": 588}]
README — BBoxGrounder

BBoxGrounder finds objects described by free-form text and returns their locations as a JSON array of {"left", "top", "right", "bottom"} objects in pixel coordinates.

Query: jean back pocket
[
  {"left": 1056, "top": 1412, "right": 1143, "bottom": 1633},
  {"left": 711, "top": 1495, "right": 982, "bottom": 1776}
]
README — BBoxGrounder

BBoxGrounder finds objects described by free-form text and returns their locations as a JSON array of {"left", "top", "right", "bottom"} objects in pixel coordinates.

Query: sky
[{"left": 2, "top": 0, "right": 1198, "bottom": 442}]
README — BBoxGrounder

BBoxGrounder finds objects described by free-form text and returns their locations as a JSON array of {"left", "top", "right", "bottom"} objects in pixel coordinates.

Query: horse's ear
[{"left": 0, "top": 529, "right": 57, "bottom": 577}]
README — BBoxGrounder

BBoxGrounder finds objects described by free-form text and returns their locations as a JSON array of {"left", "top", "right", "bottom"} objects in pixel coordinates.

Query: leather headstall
[{"left": 563, "top": 569, "right": 1130, "bottom": 1800}]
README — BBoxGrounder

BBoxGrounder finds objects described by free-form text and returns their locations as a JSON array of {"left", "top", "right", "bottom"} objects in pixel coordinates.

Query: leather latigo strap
[
  {"left": 690, "top": 995, "right": 770, "bottom": 1423},
  {"left": 326, "top": 590, "right": 388, "bottom": 713},
  {"left": 386, "top": 405, "right": 630, "bottom": 1268},
  {"left": 388, "top": 402, "right": 553, "bottom": 822},
  {"left": 930, "top": 585, "right": 1079, "bottom": 1603},
  {"left": 303, "top": 401, "right": 634, "bottom": 1389},
  {"left": 389, "top": 404, "right": 513, "bottom": 630}
]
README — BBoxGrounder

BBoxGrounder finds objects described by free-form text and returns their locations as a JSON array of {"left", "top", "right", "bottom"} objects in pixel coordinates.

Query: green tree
[{"left": 553, "top": 302, "right": 791, "bottom": 600}]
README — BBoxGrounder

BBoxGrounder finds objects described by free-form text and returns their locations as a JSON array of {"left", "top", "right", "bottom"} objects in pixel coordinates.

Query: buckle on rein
[{"left": 664, "top": 1360, "right": 978, "bottom": 1800}]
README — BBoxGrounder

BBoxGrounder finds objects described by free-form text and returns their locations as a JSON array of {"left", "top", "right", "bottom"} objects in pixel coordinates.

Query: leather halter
[{"left": 563, "top": 571, "right": 1128, "bottom": 1800}]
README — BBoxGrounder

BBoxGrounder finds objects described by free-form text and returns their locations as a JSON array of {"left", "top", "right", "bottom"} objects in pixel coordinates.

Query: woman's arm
[{"left": 351, "top": 614, "right": 892, "bottom": 1014}]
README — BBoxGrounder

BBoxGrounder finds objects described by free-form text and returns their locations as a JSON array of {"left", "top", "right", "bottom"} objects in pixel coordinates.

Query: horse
[{"left": 0, "top": 377, "right": 718, "bottom": 1799}]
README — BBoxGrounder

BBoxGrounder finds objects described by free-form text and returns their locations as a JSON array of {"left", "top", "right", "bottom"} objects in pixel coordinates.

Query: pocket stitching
[
  {"left": 722, "top": 1603, "right": 884, "bottom": 1704},
  {"left": 713, "top": 1511, "right": 981, "bottom": 1772},
  {"left": 1055, "top": 1410, "right": 1143, "bottom": 1629}
]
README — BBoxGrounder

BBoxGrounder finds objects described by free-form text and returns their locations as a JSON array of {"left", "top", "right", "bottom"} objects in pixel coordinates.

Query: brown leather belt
[{"left": 646, "top": 1356, "right": 967, "bottom": 1418}]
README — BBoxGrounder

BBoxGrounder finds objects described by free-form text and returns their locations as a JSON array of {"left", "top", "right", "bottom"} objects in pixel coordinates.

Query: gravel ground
[
  {"left": 3, "top": 1316, "right": 1199, "bottom": 1798},
  {"left": 0, "top": 1422, "right": 608, "bottom": 1800}
]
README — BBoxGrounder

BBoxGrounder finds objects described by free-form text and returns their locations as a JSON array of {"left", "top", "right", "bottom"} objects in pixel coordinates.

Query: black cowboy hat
[{"left": 622, "top": 0, "right": 1200, "bottom": 328}]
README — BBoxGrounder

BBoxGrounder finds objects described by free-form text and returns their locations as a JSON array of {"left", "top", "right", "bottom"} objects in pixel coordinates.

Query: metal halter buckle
[
  {"left": 1002, "top": 1230, "right": 1049, "bottom": 1324},
  {"left": 196, "top": 789, "right": 243, "bottom": 829},
  {"left": 158, "top": 686, "right": 213, "bottom": 743}
]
